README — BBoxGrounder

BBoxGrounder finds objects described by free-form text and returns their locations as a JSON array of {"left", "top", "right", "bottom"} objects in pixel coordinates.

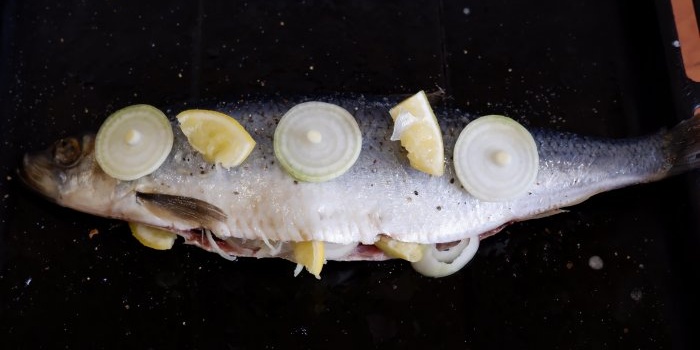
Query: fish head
[{"left": 20, "top": 134, "right": 124, "bottom": 214}]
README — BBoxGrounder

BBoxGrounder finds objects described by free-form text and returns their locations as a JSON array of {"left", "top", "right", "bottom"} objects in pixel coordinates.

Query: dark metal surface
[{"left": 1, "top": 0, "right": 698, "bottom": 348}]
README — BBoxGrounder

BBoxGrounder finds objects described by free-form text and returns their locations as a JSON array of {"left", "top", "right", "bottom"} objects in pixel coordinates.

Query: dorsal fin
[{"left": 136, "top": 192, "right": 227, "bottom": 228}]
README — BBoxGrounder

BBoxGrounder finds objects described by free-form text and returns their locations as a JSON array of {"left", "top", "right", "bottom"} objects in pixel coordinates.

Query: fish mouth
[{"left": 19, "top": 151, "right": 60, "bottom": 200}]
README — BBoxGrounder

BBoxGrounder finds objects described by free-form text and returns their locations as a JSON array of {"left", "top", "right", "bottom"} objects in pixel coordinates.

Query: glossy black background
[{"left": 1, "top": 0, "right": 699, "bottom": 348}]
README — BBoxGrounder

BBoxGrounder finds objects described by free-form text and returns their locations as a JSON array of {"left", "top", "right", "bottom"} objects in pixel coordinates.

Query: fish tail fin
[{"left": 669, "top": 113, "right": 700, "bottom": 175}]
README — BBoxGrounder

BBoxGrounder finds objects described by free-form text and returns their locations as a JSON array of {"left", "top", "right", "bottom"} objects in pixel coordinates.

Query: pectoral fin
[
  {"left": 135, "top": 192, "right": 227, "bottom": 228},
  {"left": 527, "top": 208, "right": 568, "bottom": 220}
]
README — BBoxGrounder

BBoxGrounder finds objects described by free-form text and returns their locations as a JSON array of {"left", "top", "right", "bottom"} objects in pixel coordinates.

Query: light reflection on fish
[{"left": 19, "top": 95, "right": 700, "bottom": 277}]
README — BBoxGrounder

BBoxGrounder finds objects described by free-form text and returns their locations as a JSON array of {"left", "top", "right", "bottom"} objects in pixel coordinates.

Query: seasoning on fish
[{"left": 19, "top": 94, "right": 700, "bottom": 278}]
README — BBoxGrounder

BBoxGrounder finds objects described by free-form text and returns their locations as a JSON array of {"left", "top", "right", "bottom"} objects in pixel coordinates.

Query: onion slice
[
  {"left": 324, "top": 242, "right": 359, "bottom": 260},
  {"left": 95, "top": 104, "right": 173, "bottom": 181},
  {"left": 274, "top": 102, "right": 362, "bottom": 182},
  {"left": 411, "top": 237, "right": 479, "bottom": 278},
  {"left": 453, "top": 115, "right": 539, "bottom": 202},
  {"left": 205, "top": 229, "right": 236, "bottom": 261}
]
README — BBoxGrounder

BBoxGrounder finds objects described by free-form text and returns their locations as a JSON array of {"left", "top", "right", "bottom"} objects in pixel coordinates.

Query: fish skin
[{"left": 19, "top": 94, "right": 697, "bottom": 250}]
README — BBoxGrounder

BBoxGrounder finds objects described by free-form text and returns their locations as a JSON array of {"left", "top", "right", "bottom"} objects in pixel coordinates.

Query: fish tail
[{"left": 668, "top": 113, "right": 700, "bottom": 175}]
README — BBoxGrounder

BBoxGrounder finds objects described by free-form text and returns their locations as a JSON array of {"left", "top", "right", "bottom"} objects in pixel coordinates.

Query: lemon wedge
[
  {"left": 128, "top": 222, "right": 177, "bottom": 250},
  {"left": 176, "top": 109, "right": 256, "bottom": 169},
  {"left": 374, "top": 236, "right": 425, "bottom": 262},
  {"left": 292, "top": 241, "right": 325, "bottom": 279},
  {"left": 389, "top": 91, "right": 444, "bottom": 176}
]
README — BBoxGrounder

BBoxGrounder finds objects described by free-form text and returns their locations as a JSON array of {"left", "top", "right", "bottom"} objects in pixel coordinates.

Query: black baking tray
[{"left": 1, "top": 0, "right": 699, "bottom": 348}]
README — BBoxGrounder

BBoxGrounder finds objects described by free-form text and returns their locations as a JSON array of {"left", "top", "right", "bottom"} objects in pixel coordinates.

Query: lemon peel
[
  {"left": 129, "top": 222, "right": 177, "bottom": 250},
  {"left": 177, "top": 109, "right": 256, "bottom": 169},
  {"left": 292, "top": 240, "right": 325, "bottom": 279},
  {"left": 389, "top": 91, "right": 444, "bottom": 176}
]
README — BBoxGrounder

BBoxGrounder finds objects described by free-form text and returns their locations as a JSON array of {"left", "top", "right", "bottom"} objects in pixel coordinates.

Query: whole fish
[{"left": 19, "top": 94, "right": 700, "bottom": 277}]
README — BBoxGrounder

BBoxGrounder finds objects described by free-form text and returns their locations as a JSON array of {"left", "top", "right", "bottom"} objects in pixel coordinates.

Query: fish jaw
[{"left": 20, "top": 151, "right": 61, "bottom": 200}]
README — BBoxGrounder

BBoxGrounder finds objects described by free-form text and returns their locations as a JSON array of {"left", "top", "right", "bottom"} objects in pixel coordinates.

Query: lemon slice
[
  {"left": 176, "top": 109, "right": 256, "bottom": 169},
  {"left": 389, "top": 91, "right": 444, "bottom": 176},
  {"left": 95, "top": 104, "right": 174, "bottom": 181},
  {"left": 292, "top": 241, "right": 325, "bottom": 279},
  {"left": 374, "top": 236, "right": 425, "bottom": 262},
  {"left": 128, "top": 222, "right": 177, "bottom": 250}
]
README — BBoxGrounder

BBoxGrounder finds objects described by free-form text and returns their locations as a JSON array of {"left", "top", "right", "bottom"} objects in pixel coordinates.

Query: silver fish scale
[
  {"left": 534, "top": 129, "right": 669, "bottom": 180},
  {"left": 131, "top": 95, "right": 673, "bottom": 244}
]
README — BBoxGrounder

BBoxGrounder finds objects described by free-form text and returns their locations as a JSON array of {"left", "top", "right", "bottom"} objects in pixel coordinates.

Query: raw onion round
[
  {"left": 95, "top": 104, "right": 173, "bottom": 181},
  {"left": 453, "top": 115, "right": 539, "bottom": 202},
  {"left": 411, "top": 237, "right": 479, "bottom": 278},
  {"left": 274, "top": 102, "right": 362, "bottom": 182}
]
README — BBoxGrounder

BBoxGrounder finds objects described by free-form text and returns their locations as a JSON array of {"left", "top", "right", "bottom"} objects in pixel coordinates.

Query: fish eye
[{"left": 52, "top": 137, "right": 82, "bottom": 167}]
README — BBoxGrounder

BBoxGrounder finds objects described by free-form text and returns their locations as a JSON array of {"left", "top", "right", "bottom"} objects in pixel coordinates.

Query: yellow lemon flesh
[
  {"left": 129, "top": 223, "right": 177, "bottom": 250},
  {"left": 389, "top": 91, "right": 444, "bottom": 176},
  {"left": 374, "top": 236, "right": 425, "bottom": 262},
  {"left": 292, "top": 241, "right": 325, "bottom": 279},
  {"left": 176, "top": 109, "right": 256, "bottom": 169}
]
